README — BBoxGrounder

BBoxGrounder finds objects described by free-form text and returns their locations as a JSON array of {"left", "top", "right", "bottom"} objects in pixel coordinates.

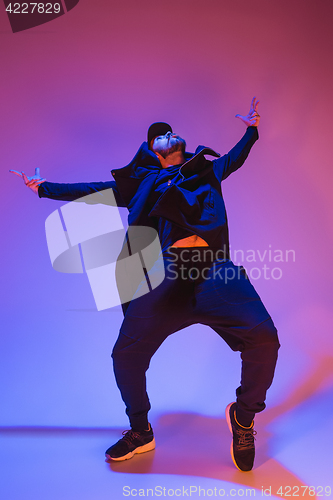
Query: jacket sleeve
[
  {"left": 213, "top": 126, "right": 259, "bottom": 182},
  {"left": 38, "top": 180, "right": 127, "bottom": 207}
]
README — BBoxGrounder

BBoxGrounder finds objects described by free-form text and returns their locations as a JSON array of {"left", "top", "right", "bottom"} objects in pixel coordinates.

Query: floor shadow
[
  {"left": 2, "top": 357, "right": 332, "bottom": 498},
  {"left": 105, "top": 356, "right": 333, "bottom": 497},
  {"left": 103, "top": 412, "right": 316, "bottom": 497}
]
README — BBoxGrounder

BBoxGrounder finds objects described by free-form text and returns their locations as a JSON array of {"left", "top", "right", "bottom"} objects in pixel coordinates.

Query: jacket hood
[
  {"left": 110, "top": 142, "right": 221, "bottom": 207},
  {"left": 180, "top": 145, "right": 220, "bottom": 177}
]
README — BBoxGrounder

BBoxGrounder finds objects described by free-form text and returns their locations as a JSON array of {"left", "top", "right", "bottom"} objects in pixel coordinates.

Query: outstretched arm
[
  {"left": 213, "top": 97, "right": 260, "bottom": 182},
  {"left": 10, "top": 167, "right": 126, "bottom": 207}
]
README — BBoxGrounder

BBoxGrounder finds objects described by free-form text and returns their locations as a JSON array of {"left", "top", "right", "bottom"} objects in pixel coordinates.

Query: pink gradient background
[{"left": 1, "top": 0, "right": 333, "bottom": 493}]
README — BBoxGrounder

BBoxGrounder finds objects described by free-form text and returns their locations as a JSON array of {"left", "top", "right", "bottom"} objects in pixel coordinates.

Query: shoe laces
[
  {"left": 235, "top": 426, "right": 257, "bottom": 451},
  {"left": 120, "top": 429, "right": 141, "bottom": 445}
]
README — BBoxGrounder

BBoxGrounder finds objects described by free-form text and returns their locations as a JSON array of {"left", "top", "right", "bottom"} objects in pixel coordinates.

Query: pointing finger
[
  {"left": 35, "top": 167, "right": 40, "bottom": 177},
  {"left": 9, "top": 170, "right": 23, "bottom": 178}
]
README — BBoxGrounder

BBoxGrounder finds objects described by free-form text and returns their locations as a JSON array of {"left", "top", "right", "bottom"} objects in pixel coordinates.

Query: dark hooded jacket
[{"left": 38, "top": 126, "right": 258, "bottom": 258}]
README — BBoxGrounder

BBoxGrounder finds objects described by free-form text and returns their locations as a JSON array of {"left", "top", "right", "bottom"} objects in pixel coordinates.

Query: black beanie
[{"left": 147, "top": 122, "right": 172, "bottom": 149}]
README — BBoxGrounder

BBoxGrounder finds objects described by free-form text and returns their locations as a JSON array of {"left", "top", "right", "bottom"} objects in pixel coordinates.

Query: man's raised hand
[
  {"left": 10, "top": 167, "right": 46, "bottom": 195},
  {"left": 235, "top": 97, "right": 260, "bottom": 127}
]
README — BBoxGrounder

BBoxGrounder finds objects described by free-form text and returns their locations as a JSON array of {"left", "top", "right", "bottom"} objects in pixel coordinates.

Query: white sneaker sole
[{"left": 105, "top": 437, "right": 156, "bottom": 462}]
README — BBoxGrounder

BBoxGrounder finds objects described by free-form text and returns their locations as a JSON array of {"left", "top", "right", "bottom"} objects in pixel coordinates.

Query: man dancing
[{"left": 11, "top": 97, "right": 280, "bottom": 472}]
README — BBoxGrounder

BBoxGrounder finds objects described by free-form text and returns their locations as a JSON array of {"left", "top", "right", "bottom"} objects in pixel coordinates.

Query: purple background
[{"left": 1, "top": 0, "right": 333, "bottom": 440}]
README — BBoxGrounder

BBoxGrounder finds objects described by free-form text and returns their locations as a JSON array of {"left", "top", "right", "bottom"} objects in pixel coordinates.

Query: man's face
[{"left": 151, "top": 131, "right": 186, "bottom": 158}]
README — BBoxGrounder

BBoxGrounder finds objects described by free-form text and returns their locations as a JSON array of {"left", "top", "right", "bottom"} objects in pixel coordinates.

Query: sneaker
[
  {"left": 225, "top": 402, "right": 256, "bottom": 472},
  {"left": 105, "top": 424, "right": 155, "bottom": 462}
]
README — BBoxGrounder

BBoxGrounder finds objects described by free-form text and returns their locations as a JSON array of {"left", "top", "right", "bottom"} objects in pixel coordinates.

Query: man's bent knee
[{"left": 248, "top": 318, "right": 280, "bottom": 349}]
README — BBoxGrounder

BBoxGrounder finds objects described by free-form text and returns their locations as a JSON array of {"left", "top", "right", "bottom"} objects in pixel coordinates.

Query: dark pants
[{"left": 112, "top": 248, "right": 280, "bottom": 431}]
